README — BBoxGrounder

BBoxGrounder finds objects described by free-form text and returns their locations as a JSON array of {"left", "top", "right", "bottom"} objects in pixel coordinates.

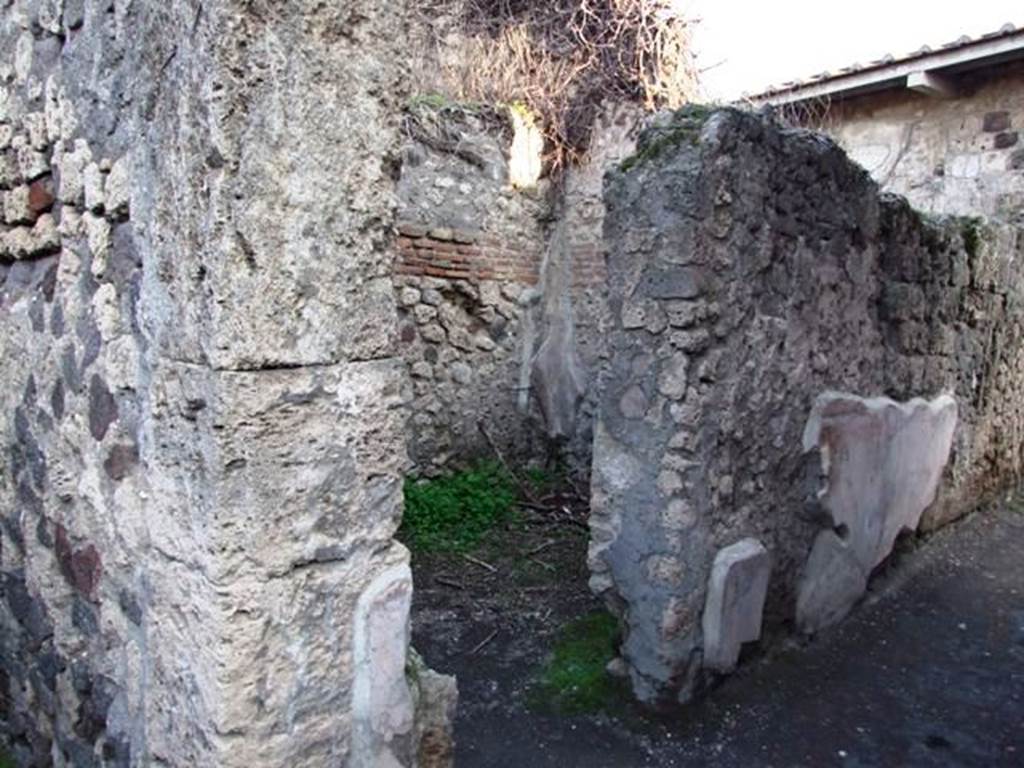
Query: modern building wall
[{"left": 822, "top": 60, "right": 1024, "bottom": 223}]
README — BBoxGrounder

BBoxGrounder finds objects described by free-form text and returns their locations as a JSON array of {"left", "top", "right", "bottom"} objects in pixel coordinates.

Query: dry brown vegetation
[{"left": 414, "top": 0, "right": 699, "bottom": 171}]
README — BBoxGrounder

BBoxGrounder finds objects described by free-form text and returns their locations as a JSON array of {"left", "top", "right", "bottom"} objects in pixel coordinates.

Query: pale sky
[{"left": 682, "top": 0, "right": 1024, "bottom": 102}]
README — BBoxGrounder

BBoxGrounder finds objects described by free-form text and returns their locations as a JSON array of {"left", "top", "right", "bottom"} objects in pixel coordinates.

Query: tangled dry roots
[{"left": 417, "top": 0, "right": 698, "bottom": 172}]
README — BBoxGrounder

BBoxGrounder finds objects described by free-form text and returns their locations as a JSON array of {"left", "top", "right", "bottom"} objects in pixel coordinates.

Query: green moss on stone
[
  {"left": 960, "top": 217, "right": 983, "bottom": 260},
  {"left": 618, "top": 104, "right": 717, "bottom": 173}
]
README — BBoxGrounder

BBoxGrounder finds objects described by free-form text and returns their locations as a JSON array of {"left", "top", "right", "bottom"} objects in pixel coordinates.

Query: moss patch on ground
[
  {"left": 400, "top": 461, "right": 519, "bottom": 552},
  {"left": 528, "top": 611, "right": 625, "bottom": 715}
]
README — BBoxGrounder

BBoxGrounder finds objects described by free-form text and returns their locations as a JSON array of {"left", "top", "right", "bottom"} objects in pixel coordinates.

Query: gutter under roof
[{"left": 746, "top": 23, "right": 1024, "bottom": 106}]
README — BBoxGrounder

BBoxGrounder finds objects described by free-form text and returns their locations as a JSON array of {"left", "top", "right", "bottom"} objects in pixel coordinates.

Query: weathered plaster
[{"left": 826, "top": 60, "right": 1024, "bottom": 223}]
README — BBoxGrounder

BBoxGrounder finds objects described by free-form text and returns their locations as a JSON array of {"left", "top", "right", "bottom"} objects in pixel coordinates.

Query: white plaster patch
[
  {"left": 797, "top": 392, "right": 957, "bottom": 633},
  {"left": 352, "top": 563, "right": 415, "bottom": 767},
  {"left": 701, "top": 538, "right": 771, "bottom": 672}
]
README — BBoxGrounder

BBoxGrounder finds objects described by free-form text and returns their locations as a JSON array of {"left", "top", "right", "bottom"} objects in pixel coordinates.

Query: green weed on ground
[
  {"left": 528, "top": 611, "right": 624, "bottom": 715},
  {"left": 400, "top": 461, "right": 518, "bottom": 552},
  {"left": 0, "top": 748, "right": 14, "bottom": 768},
  {"left": 522, "top": 465, "right": 563, "bottom": 496}
]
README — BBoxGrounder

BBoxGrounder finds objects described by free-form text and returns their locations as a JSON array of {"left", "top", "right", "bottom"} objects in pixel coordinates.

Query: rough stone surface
[
  {"left": 394, "top": 103, "right": 639, "bottom": 477},
  {"left": 701, "top": 538, "right": 771, "bottom": 673},
  {"left": 0, "top": 1, "right": 451, "bottom": 766},
  {"left": 592, "top": 106, "right": 1024, "bottom": 704},
  {"left": 409, "top": 649, "right": 459, "bottom": 768},
  {"left": 530, "top": 225, "right": 589, "bottom": 442},
  {"left": 796, "top": 393, "right": 957, "bottom": 633},
  {"left": 394, "top": 107, "right": 549, "bottom": 473}
]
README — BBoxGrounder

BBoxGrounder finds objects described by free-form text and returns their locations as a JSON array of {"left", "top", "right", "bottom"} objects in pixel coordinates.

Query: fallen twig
[
  {"left": 477, "top": 420, "right": 544, "bottom": 505},
  {"left": 518, "top": 500, "right": 561, "bottom": 513},
  {"left": 468, "top": 628, "right": 499, "bottom": 656},
  {"left": 524, "top": 539, "right": 556, "bottom": 557},
  {"left": 520, "top": 516, "right": 589, "bottom": 532},
  {"left": 529, "top": 557, "right": 555, "bottom": 572},
  {"left": 462, "top": 553, "right": 498, "bottom": 573},
  {"left": 567, "top": 475, "right": 588, "bottom": 500},
  {"left": 434, "top": 575, "right": 466, "bottom": 590}
]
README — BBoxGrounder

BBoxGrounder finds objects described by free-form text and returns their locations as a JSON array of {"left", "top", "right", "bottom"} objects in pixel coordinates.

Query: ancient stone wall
[
  {"left": 1, "top": 1, "right": 453, "bottom": 766},
  {"left": 395, "top": 104, "right": 638, "bottom": 475},
  {"left": 558, "top": 104, "right": 641, "bottom": 469},
  {"left": 591, "top": 107, "right": 1024, "bottom": 705},
  {"left": 395, "top": 102, "right": 634, "bottom": 475},
  {"left": 824, "top": 59, "right": 1024, "bottom": 224},
  {"left": 394, "top": 106, "right": 550, "bottom": 472}
]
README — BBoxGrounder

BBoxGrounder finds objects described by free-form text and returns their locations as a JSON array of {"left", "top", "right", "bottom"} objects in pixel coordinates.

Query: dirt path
[{"left": 411, "top": 492, "right": 1024, "bottom": 768}]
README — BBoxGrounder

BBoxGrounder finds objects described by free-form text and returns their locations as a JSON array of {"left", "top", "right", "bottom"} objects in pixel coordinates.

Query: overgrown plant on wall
[{"left": 416, "top": 0, "right": 698, "bottom": 171}]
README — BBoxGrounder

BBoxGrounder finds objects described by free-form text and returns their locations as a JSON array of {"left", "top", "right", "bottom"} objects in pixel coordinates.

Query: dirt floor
[{"left": 410, "top": 489, "right": 1024, "bottom": 768}]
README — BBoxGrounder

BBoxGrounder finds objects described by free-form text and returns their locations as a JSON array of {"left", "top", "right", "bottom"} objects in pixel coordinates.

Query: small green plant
[
  {"left": 407, "top": 92, "right": 451, "bottom": 110},
  {"left": 0, "top": 747, "right": 15, "bottom": 768},
  {"left": 400, "top": 462, "right": 518, "bottom": 552},
  {"left": 961, "top": 217, "right": 983, "bottom": 259},
  {"left": 522, "top": 465, "right": 558, "bottom": 495},
  {"left": 529, "top": 611, "right": 623, "bottom": 714},
  {"left": 505, "top": 100, "right": 536, "bottom": 123}
]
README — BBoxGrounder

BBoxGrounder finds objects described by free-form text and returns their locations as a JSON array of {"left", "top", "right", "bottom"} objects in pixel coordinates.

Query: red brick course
[
  {"left": 395, "top": 221, "right": 541, "bottom": 284},
  {"left": 395, "top": 221, "right": 608, "bottom": 287}
]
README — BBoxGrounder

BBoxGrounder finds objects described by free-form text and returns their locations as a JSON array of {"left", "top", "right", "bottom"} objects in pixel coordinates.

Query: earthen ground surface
[{"left": 412, "top": 491, "right": 1024, "bottom": 767}]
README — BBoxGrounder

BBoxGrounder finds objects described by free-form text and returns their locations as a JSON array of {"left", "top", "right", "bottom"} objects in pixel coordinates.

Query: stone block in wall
[
  {"left": 1, "top": 213, "right": 59, "bottom": 259},
  {"left": 3, "top": 184, "right": 32, "bottom": 224},
  {"left": 994, "top": 131, "right": 1019, "bottom": 150},
  {"left": 103, "top": 156, "right": 130, "bottom": 218},
  {"left": 982, "top": 111, "right": 1011, "bottom": 133}
]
